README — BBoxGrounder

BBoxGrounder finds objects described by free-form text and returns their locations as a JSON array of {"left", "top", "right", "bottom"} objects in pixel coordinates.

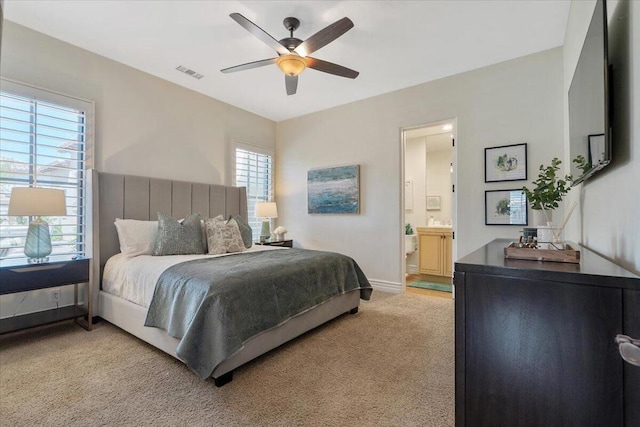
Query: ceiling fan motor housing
[{"left": 279, "top": 37, "right": 303, "bottom": 51}]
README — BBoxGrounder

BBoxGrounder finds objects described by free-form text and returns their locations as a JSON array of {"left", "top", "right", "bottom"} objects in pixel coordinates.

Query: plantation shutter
[
  {"left": 0, "top": 80, "right": 93, "bottom": 260},
  {"left": 233, "top": 143, "right": 273, "bottom": 241}
]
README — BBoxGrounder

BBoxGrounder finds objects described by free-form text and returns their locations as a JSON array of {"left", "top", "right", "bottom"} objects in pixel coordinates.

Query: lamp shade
[
  {"left": 276, "top": 54, "right": 307, "bottom": 76},
  {"left": 255, "top": 202, "right": 278, "bottom": 218},
  {"left": 8, "top": 187, "right": 67, "bottom": 217}
]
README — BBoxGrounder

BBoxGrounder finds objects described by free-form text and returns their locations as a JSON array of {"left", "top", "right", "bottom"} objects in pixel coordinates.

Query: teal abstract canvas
[{"left": 307, "top": 165, "right": 360, "bottom": 214}]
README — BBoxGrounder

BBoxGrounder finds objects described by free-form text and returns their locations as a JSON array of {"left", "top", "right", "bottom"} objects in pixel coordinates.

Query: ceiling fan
[{"left": 221, "top": 13, "right": 359, "bottom": 96}]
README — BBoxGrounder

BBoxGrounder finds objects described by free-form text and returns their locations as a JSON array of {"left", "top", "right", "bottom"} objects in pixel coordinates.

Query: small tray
[{"left": 504, "top": 242, "right": 581, "bottom": 264}]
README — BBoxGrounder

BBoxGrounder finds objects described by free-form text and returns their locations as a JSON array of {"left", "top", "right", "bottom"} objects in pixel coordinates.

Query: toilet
[{"left": 405, "top": 234, "right": 417, "bottom": 255}]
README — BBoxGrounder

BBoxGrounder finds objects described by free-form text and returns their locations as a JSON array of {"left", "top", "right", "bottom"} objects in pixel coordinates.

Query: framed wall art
[
  {"left": 484, "top": 143, "right": 527, "bottom": 182},
  {"left": 485, "top": 189, "right": 528, "bottom": 226},
  {"left": 308, "top": 165, "right": 360, "bottom": 214},
  {"left": 426, "top": 195, "right": 441, "bottom": 211},
  {"left": 588, "top": 133, "right": 605, "bottom": 166}
]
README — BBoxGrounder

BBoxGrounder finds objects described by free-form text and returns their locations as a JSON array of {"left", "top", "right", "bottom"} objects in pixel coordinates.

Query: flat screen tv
[{"left": 568, "top": 0, "right": 611, "bottom": 185}]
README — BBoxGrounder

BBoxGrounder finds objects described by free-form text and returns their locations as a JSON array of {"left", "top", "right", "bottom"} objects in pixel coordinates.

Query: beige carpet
[{"left": 0, "top": 292, "right": 454, "bottom": 426}]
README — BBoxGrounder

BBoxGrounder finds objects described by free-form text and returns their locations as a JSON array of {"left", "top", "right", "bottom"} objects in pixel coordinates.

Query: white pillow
[
  {"left": 204, "top": 216, "right": 245, "bottom": 255},
  {"left": 114, "top": 219, "right": 158, "bottom": 256}
]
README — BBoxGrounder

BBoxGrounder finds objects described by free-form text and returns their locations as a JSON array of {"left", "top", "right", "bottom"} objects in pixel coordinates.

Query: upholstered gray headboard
[{"left": 92, "top": 170, "right": 247, "bottom": 280}]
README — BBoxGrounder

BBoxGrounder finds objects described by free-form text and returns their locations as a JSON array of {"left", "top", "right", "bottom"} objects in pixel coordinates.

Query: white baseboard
[
  {"left": 406, "top": 264, "right": 418, "bottom": 274},
  {"left": 368, "top": 279, "right": 403, "bottom": 294}
]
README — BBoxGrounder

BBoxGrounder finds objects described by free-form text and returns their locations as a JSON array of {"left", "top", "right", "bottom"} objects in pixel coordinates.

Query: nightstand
[
  {"left": 255, "top": 240, "right": 293, "bottom": 248},
  {"left": 0, "top": 256, "right": 93, "bottom": 334}
]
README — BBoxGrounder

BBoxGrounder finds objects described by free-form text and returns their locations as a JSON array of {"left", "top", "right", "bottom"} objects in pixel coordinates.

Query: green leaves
[
  {"left": 522, "top": 157, "right": 572, "bottom": 211},
  {"left": 573, "top": 154, "right": 592, "bottom": 175}
]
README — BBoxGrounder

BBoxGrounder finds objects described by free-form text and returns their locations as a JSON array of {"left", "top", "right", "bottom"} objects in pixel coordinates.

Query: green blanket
[{"left": 144, "top": 249, "right": 372, "bottom": 379}]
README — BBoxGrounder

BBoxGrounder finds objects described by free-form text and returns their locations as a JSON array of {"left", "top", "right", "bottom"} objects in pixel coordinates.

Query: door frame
[{"left": 399, "top": 118, "right": 458, "bottom": 291}]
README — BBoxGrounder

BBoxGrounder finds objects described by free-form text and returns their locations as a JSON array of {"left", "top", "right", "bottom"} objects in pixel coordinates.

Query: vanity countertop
[{"left": 417, "top": 226, "right": 452, "bottom": 232}]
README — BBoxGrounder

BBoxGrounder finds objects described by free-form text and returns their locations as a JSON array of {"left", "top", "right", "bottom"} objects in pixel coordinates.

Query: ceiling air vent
[{"left": 176, "top": 65, "right": 204, "bottom": 79}]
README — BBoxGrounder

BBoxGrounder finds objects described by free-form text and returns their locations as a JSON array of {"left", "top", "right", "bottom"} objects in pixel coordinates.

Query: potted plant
[
  {"left": 522, "top": 157, "right": 572, "bottom": 227},
  {"left": 405, "top": 223, "right": 414, "bottom": 235}
]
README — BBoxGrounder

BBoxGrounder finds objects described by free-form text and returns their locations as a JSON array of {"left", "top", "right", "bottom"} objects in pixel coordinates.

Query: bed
[{"left": 91, "top": 171, "right": 371, "bottom": 386}]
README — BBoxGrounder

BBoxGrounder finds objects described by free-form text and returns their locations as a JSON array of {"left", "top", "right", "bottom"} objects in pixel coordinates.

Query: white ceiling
[{"left": 3, "top": 1, "right": 571, "bottom": 122}]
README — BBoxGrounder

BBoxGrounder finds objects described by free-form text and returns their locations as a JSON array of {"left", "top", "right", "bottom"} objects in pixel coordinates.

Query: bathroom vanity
[
  {"left": 417, "top": 226, "right": 452, "bottom": 278},
  {"left": 454, "top": 239, "right": 640, "bottom": 426}
]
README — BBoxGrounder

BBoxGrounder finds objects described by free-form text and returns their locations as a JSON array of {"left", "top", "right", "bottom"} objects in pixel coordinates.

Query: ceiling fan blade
[
  {"left": 294, "top": 17, "right": 354, "bottom": 57},
  {"left": 285, "top": 75, "right": 298, "bottom": 96},
  {"left": 305, "top": 57, "right": 359, "bottom": 79},
  {"left": 221, "top": 58, "right": 278, "bottom": 73},
  {"left": 230, "top": 13, "right": 290, "bottom": 55}
]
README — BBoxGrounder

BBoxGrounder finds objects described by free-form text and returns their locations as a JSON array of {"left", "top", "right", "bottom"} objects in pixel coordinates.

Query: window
[
  {"left": 233, "top": 142, "right": 274, "bottom": 241},
  {"left": 0, "top": 79, "right": 94, "bottom": 260}
]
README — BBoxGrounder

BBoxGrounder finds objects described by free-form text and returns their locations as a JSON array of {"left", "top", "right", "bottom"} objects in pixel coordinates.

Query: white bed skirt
[{"left": 98, "top": 289, "right": 360, "bottom": 380}]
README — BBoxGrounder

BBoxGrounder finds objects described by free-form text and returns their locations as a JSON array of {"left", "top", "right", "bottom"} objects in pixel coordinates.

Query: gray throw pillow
[
  {"left": 205, "top": 216, "right": 246, "bottom": 255},
  {"left": 228, "top": 215, "right": 253, "bottom": 248},
  {"left": 152, "top": 212, "right": 205, "bottom": 256}
]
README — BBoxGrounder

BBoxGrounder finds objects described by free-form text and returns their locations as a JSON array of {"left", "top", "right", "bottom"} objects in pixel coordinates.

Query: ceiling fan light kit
[
  {"left": 222, "top": 13, "right": 358, "bottom": 95},
  {"left": 277, "top": 54, "right": 306, "bottom": 76}
]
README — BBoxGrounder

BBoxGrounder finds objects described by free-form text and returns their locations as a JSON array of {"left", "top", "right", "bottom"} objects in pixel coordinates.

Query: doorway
[{"left": 401, "top": 120, "right": 456, "bottom": 296}]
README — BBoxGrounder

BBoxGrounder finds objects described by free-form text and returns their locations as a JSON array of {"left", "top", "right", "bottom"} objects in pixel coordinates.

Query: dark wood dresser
[{"left": 454, "top": 239, "right": 639, "bottom": 426}]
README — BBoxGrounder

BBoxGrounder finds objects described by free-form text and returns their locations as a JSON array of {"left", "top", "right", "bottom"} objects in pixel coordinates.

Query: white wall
[
  {"left": 426, "top": 143, "right": 453, "bottom": 224},
  {"left": 563, "top": 0, "right": 640, "bottom": 274},
  {"left": 0, "top": 21, "right": 276, "bottom": 184},
  {"left": 276, "top": 48, "right": 564, "bottom": 291},
  {"left": 0, "top": 21, "right": 276, "bottom": 318},
  {"left": 404, "top": 136, "right": 453, "bottom": 228},
  {"left": 405, "top": 137, "right": 427, "bottom": 230},
  {"left": 404, "top": 136, "right": 426, "bottom": 274},
  {"left": 0, "top": 1, "right": 4, "bottom": 57}
]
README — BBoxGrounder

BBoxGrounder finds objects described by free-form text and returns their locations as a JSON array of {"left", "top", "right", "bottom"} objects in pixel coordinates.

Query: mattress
[{"left": 102, "top": 245, "right": 283, "bottom": 308}]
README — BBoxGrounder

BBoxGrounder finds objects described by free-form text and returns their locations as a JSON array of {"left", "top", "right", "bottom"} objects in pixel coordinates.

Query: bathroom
[{"left": 404, "top": 121, "right": 454, "bottom": 292}]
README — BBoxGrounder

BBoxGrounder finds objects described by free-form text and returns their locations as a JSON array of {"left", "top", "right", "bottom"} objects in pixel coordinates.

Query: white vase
[
  {"left": 537, "top": 225, "right": 563, "bottom": 249},
  {"left": 531, "top": 209, "right": 553, "bottom": 227}
]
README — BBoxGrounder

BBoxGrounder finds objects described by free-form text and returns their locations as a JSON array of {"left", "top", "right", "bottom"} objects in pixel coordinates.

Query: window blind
[
  {"left": 234, "top": 145, "right": 273, "bottom": 241},
  {"left": 0, "top": 84, "right": 92, "bottom": 260}
]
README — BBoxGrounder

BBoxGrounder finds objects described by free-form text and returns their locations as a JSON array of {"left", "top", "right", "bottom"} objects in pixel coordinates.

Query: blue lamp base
[
  {"left": 24, "top": 217, "right": 52, "bottom": 263},
  {"left": 260, "top": 220, "right": 271, "bottom": 243}
]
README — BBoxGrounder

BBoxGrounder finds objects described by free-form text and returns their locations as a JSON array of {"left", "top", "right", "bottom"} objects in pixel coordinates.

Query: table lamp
[
  {"left": 255, "top": 202, "right": 278, "bottom": 243},
  {"left": 8, "top": 187, "right": 67, "bottom": 263}
]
